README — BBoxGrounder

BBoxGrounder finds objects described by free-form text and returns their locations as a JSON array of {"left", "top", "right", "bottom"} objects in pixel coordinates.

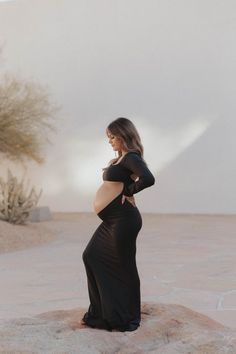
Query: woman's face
[{"left": 106, "top": 130, "right": 123, "bottom": 151}]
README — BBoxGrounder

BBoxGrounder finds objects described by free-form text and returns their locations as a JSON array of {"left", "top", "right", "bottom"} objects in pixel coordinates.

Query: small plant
[{"left": 0, "top": 168, "right": 42, "bottom": 224}]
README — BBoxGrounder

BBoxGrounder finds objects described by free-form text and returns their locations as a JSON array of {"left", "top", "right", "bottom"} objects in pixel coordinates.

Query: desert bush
[
  {"left": 0, "top": 168, "right": 42, "bottom": 224},
  {"left": 0, "top": 74, "right": 59, "bottom": 164}
]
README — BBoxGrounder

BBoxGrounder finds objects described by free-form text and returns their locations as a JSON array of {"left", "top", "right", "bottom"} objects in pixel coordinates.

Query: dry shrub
[{"left": 0, "top": 74, "right": 59, "bottom": 164}]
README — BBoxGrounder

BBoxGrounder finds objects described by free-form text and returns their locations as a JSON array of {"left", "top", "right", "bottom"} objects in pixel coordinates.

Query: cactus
[{"left": 0, "top": 168, "right": 42, "bottom": 224}]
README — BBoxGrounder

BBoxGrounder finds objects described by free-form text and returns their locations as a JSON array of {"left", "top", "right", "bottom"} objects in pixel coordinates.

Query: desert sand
[
  {"left": 0, "top": 212, "right": 236, "bottom": 353},
  {"left": 0, "top": 219, "right": 58, "bottom": 254}
]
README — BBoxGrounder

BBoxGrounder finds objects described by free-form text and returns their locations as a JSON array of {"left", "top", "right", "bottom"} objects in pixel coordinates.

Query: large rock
[
  {"left": 28, "top": 206, "right": 52, "bottom": 222},
  {"left": 0, "top": 302, "right": 235, "bottom": 353}
]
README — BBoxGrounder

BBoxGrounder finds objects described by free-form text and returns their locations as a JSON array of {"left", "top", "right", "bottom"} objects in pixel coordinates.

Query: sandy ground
[
  {"left": 0, "top": 212, "right": 236, "bottom": 353},
  {"left": 0, "top": 219, "right": 58, "bottom": 254}
]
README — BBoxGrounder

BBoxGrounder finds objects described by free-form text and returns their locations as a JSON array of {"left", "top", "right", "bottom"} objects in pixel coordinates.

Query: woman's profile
[{"left": 81, "top": 117, "right": 155, "bottom": 332}]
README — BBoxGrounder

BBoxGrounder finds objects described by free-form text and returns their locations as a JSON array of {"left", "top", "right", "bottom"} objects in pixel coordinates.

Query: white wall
[{"left": 0, "top": 0, "right": 235, "bottom": 213}]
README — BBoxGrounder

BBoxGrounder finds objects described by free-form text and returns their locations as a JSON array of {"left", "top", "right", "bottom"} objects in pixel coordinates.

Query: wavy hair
[
  {"left": 106, "top": 117, "right": 144, "bottom": 159},
  {"left": 103, "top": 117, "right": 147, "bottom": 171}
]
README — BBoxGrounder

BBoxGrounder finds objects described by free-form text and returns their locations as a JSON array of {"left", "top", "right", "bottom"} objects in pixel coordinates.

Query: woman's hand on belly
[{"left": 121, "top": 194, "right": 136, "bottom": 207}]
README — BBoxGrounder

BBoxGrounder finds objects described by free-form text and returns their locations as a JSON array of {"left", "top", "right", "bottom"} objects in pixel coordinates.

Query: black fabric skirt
[{"left": 82, "top": 187, "right": 143, "bottom": 332}]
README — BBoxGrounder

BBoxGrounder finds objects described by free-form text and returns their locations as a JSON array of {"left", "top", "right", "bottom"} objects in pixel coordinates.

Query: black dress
[{"left": 82, "top": 151, "right": 155, "bottom": 331}]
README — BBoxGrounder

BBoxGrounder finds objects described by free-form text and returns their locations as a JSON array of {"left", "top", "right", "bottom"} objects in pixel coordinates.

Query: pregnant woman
[{"left": 81, "top": 117, "right": 155, "bottom": 332}]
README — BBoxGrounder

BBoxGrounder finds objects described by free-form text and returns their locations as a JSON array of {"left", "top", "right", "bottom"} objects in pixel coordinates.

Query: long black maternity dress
[{"left": 82, "top": 151, "right": 155, "bottom": 332}]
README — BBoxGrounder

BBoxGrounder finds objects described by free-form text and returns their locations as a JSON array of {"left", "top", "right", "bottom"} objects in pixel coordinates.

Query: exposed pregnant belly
[{"left": 93, "top": 181, "right": 124, "bottom": 214}]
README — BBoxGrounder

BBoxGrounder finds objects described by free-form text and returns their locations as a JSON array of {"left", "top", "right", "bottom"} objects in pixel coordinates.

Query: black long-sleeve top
[{"left": 102, "top": 151, "right": 155, "bottom": 197}]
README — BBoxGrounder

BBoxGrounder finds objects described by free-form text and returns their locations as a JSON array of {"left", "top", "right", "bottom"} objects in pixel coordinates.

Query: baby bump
[{"left": 94, "top": 181, "right": 125, "bottom": 215}]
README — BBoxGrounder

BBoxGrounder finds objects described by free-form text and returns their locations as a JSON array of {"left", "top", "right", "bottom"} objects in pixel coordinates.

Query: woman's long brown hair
[{"left": 102, "top": 117, "right": 148, "bottom": 177}]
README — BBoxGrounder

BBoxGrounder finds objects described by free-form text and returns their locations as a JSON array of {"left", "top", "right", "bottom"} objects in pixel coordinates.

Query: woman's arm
[{"left": 121, "top": 153, "right": 155, "bottom": 197}]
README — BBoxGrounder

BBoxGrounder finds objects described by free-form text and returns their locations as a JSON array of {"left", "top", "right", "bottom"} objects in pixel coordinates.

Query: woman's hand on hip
[{"left": 121, "top": 194, "right": 136, "bottom": 207}]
